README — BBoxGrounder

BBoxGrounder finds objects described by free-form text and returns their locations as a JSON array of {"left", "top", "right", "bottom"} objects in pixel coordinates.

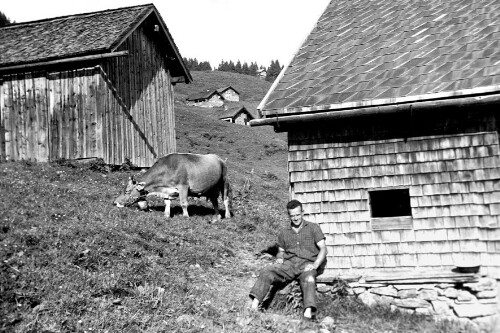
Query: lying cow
[{"left": 113, "top": 153, "right": 231, "bottom": 219}]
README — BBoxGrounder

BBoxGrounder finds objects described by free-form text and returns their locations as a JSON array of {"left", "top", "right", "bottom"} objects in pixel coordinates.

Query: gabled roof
[
  {"left": 186, "top": 89, "right": 222, "bottom": 101},
  {"left": 259, "top": 0, "right": 500, "bottom": 117},
  {"left": 222, "top": 101, "right": 259, "bottom": 119},
  {"left": 0, "top": 4, "right": 192, "bottom": 82},
  {"left": 217, "top": 86, "right": 240, "bottom": 95},
  {"left": 219, "top": 107, "right": 252, "bottom": 120}
]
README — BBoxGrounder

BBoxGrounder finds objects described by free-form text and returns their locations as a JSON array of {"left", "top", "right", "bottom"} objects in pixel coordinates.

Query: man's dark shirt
[{"left": 277, "top": 220, "right": 325, "bottom": 262}]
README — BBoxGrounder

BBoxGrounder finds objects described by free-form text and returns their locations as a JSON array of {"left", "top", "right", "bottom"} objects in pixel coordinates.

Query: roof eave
[
  {"left": 110, "top": 5, "right": 192, "bottom": 84},
  {"left": 260, "top": 84, "right": 500, "bottom": 117},
  {"left": 251, "top": 91, "right": 500, "bottom": 128},
  {"left": 150, "top": 6, "right": 192, "bottom": 84},
  {"left": 0, "top": 50, "right": 128, "bottom": 73}
]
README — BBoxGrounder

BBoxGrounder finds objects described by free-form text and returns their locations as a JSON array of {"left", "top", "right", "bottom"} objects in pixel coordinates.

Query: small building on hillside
[
  {"left": 252, "top": 0, "right": 500, "bottom": 329},
  {"left": 219, "top": 103, "right": 254, "bottom": 125},
  {"left": 0, "top": 4, "right": 191, "bottom": 167},
  {"left": 257, "top": 68, "right": 267, "bottom": 80},
  {"left": 186, "top": 89, "right": 224, "bottom": 108},
  {"left": 217, "top": 86, "right": 240, "bottom": 102}
]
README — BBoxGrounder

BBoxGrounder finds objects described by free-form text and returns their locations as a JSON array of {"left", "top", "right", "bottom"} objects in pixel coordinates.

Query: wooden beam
[{"left": 0, "top": 51, "right": 129, "bottom": 73}]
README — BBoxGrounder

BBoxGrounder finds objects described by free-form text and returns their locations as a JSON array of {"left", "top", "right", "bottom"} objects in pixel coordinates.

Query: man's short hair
[{"left": 286, "top": 199, "right": 302, "bottom": 211}]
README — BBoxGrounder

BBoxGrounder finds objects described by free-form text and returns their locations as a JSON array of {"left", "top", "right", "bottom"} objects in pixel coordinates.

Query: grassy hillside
[
  {"left": 173, "top": 70, "right": 288, "bottom": 214},
  {"left": 0, "top": 71, "right": 468, "bottom": 332},
  {"left": 0, "top": 161, "right": 467, "bottom": 333},
  {"left": 174, "top": 71, "right": 272, "bottom": 102}
]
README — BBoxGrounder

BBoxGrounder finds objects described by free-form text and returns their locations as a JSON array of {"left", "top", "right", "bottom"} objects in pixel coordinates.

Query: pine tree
[
  {"left": 0, "top": 11, "right": 12, "bottom": 27},
  {"left": 235, "top": 60, "right": 242, "bottom": 74},
  {"left": 249, "top": 62, "right": 258, "bottom": 76},
  {"left": 184, "top": 58, "right": 212, "bottom": 71},
  {"left": 199, "top": 61, "right": 212, "bottom": 71},
  {"left": 242, "top": 62, "right": 249, "bottom": 75},
  {"left": 265, "top": 60, "right": 283, "bottom": 82},
  {"left": 217, "top": 60, "right": 225, "bottom": 71}
]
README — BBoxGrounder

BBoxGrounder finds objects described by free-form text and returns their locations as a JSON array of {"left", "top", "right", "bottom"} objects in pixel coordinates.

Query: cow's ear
[
  {"left": 136, "top": 182, "right": 146, "bottom": 191},
  {"left": 129, "top": 175, "right": 136, "bottom": 185}
]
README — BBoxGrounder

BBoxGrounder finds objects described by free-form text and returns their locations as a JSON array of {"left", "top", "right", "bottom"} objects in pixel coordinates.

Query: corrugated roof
[
  {"left": 0, "top": 4, "right": 191, "bottom": 82},
  {"left": 259, "top": 0, "right": 500, "bottom": 116}
]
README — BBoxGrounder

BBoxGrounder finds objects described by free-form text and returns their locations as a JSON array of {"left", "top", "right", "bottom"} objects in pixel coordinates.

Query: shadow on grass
[{"left": 147, "top": 204, "right": 229, "bottom": 219}]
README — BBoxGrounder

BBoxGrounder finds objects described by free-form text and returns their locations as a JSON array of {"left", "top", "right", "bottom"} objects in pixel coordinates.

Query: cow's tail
[{"left": 220, "top": 158, "right": 232, "bottom": 218}]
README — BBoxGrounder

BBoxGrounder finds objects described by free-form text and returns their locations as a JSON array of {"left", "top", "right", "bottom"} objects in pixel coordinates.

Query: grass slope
[
  {"left": 0, "top": 72, "right": 469, "bottom": 332},
  {"left": 174, "top": 71, "right": 272, "bottom": 102},
  {"left": 0, "top": 162, "right": 468, "bottom": 333},
  {"left": 173, "top": 70, "right": 288, "bottom": 217}
]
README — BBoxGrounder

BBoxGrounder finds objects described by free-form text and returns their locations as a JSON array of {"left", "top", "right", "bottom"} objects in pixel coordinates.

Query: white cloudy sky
[{"left": 2, "top": 0, "right": 330, "bottom": 68}]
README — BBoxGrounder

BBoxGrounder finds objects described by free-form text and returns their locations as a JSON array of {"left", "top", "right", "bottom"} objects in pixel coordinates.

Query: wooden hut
[
  {"left": 186, "top": 89, "right": 224, "bottom": 108},
  {"left": 252, "top": 0, "right": 500, "bottom": 326},
  {"left": 217, "top": 86, "right": 240, "bottom": 102},
  {"left": 0, "top": 4, "right": 192, "bottom": 167},
  {"left": 219, "top": 104, "right": 254, "bottom": 125}
]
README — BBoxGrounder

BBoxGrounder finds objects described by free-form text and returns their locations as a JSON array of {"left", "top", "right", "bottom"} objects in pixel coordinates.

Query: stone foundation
[{"left": 317, "top": 272, "right": 500, "bottom": 332}]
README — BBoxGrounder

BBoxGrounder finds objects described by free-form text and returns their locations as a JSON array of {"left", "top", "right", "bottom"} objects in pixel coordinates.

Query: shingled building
[
  {"left": 252, "top": 0, "right": 500, "bottom": 328},
  {"left": 0, "top": 4, "right": 191, "bottom": 167}
]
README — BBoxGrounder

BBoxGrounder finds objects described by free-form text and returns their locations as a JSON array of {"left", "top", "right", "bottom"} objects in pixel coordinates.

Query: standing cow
[{"left": 113, "top": 153, "right": 231, "bottom": 219}]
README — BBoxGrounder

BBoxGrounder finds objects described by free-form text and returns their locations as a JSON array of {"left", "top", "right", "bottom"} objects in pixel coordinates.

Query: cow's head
[{"left": 113, "top": 176, "right": 147, "bottom": 208}]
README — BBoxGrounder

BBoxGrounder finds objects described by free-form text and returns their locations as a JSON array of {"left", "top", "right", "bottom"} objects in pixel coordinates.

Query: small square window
[{"left": 369, "top": 188, "right": 412, "bottom": 218}]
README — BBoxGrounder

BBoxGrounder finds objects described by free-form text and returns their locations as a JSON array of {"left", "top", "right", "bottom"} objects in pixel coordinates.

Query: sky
[{"left": 1, "top": 0, "right": 331, "bottom": 69}]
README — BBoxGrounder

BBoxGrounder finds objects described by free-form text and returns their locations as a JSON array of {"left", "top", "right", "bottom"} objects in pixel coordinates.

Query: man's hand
[
  {"left": 304, "top": 264, "right": 315, "bottom": 271},
  {"left": 276, "top": 258, "right": 284, "bottom": 264}
]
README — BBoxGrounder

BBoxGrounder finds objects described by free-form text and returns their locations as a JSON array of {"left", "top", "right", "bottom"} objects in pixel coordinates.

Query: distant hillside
[
  {"left": 173, "top": 70, "right": 288, "bottom": 209},
  {"left": 174, "top": 71, "right": 272, "bottom": 102}
]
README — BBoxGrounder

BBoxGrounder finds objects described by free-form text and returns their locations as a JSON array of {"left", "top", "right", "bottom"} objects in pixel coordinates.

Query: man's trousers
[{"left": 249, "top": 257, "right": 319, "bottom": 310}]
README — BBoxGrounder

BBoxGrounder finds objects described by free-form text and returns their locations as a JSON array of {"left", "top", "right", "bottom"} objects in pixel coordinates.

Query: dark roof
[
  {"left": 259, "top": 0, "right": 500, "bottom": 116},
  {"left": 219, "top": 106, "right": 254, "bottom": 120},
  {"left": 0, "top": 4, "right": 192, "bottom": 82},
  {"left": 217, "top": 86, "right": 240, "bottom": 95},
  {"left": 221, "top": 101, "right": 259, "bottom": 119},
  {"left": 186, "top": 89, "right": 221, "bottom": 101}
]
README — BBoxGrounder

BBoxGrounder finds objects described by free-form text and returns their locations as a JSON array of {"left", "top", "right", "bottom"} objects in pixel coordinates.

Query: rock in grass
[
  {"left": 236, "top": 316, "right": 252, "bottom": 327},
  {"left": 321, "top": 316, "right": 335, "bottom": 328}
]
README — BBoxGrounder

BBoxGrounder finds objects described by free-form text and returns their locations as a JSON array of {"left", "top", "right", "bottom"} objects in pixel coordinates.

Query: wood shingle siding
[
  {"left": 254, "top": 0, "right": 500, "bottom": 326},
  {"left": 286, "top": 110, "right": 500, "bottom": 276}
]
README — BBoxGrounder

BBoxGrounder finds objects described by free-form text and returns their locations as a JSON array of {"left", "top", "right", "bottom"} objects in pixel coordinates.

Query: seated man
[{"left": 249, "top": 199, "right": 327, "bottom": 320}]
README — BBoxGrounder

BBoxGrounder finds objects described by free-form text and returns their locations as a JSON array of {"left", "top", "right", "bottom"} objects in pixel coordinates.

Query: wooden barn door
[
  {"left": 0, "top": 73, "right": 50, "bottom": 162},
  {"left": 47, "top": 69, "right": 99, "bottom": 161}
]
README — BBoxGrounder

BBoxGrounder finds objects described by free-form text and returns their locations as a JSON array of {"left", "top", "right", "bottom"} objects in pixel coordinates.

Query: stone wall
[{"left": 317, "top": 273, "right": 500, "bottom": 332}]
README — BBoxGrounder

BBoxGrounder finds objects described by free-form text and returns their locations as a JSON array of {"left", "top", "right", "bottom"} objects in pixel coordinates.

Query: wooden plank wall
[
  {"left": 0, "top": 79, "right": 4, "bottom": 161},
  {"left": 47, "top": 68, "right": 98, "bottom": 161},
  {"left": 1, "top": 22, "right": 177, "bottom": 167},
  {"left": 0, "top": 73, "right": 50, "bottom": 162},
  {"left": 288, "top": 112, "right": 500, "bottom": 276},
  {"left": 102, "top": 24, "right": 176, "bottom": 167}
]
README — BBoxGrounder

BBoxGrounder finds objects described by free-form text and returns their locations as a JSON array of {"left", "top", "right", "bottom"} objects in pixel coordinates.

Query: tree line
[
  {"left": 183, "top": 57, "right": 284, "bottom": 82},
  {"left": 0, "top": 10, "right": 13, "bottom": 26}
]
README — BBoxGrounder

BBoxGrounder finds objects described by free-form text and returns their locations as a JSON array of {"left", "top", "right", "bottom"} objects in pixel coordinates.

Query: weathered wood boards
[
  {"left": 1, "top": 72, "right": 50, "bottom": 162},
  {"left": 288, "top": 111, "right": 500, "bottom": 277},
  {"left": 0, "top": 25, "right": 177, "bottom": 167}
]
